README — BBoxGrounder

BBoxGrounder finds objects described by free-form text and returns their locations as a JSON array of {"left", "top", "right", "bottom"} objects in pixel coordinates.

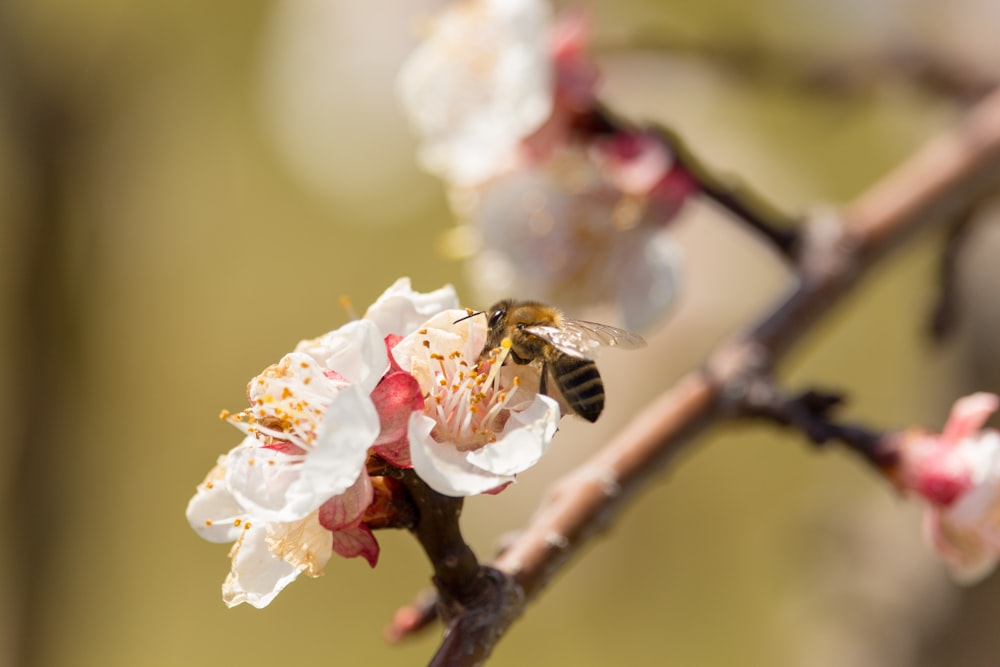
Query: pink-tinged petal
[
  {"left": 409, "top": 414, "right": 515, "bottom": 496},
  {"left": 187, "top": 453, "right": 247, "bottom": 544},
  {"left": 650, "top": 165, "right": 699, "bottom": 217},
  {"left": 465, "top": 395, "right": 560, "bottom": 476},
  {"left": 916, "top": 456, "right": 971, "bottom": 506},
  {"left": 318, "top": 472, "right": 374, "bottom": 530},
  {"left": 222, "top": 526, "right": 301, "bottom": 609},
  {"left": 363, "top": 278, "right": 460, "bottom": 337},
  {"left": 549, "top": 10, "right": 598, "bottom": 111},
  {"left": 330, "top": 524, "right": 380, "bottom": 567},
  {"left": 384, "top": 334, "right": 405, "bottom": 373},
  {"left": 371, "top": 371, "right": 424, "bottom": 467},
  {"left": 594, "top": 131, "right": 673, "bottom": 196},
  {"left": 373, "top": 437, "right": 412, "bottom": 469},
  {"left": 924, "top": 509, "right": 997, "bottom": 584},
  {"left": 482, "top": 481, "right": 513, "bottom": 495},
  {"left": 941, "top": 393, "right": 1000, "bottom": 448}
]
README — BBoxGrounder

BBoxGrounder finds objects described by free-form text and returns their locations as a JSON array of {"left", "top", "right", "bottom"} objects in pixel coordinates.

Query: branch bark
[{"left": 400, "top": 86, "right": 1000, "bottom": 664}]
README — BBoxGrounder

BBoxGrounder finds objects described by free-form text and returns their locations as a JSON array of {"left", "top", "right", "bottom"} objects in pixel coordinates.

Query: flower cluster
[
  {"left": 893, "top": 392, "right": 1000, "bottom": 583},
  {"left": 398, "top": 0, "right": 691, "bottom": 330},
  {"left": 186, "top": 279, "right": 562, "bottom": 607}
]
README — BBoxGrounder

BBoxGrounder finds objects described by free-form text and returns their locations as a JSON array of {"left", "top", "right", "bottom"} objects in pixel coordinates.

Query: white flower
[
  {"left": 461, "top": 149, "right": 683, "bottom": 331},
  {"left": 897, "top": 392, "right": 1000, "bottom": 583},
  {"left": 392, "top": 309, "right": 561, "bottom": 496},
  {"left": 187, "top": 278, "right": 460, "bottom": 606},
  {"left": 398, "top": 0, "right": 554, "bottom": 185},
  {"left": 223, "top": 351, "right": 380, "bottom": 523},
  {"left": 186, "top": 441, "right": 340, "bottom": 608}
]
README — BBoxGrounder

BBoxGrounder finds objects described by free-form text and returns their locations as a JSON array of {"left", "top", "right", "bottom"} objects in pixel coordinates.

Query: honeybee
[{"left": 463, "top": 299, "right": 646, "bottom": 422}]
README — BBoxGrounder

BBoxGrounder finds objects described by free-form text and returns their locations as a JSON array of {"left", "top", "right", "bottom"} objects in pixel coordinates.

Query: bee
[{"left": 465, "top": 299, "right": 646, "bottom": 422}]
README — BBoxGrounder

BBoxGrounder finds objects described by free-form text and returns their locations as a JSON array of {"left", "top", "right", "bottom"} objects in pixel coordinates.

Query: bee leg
[{"left": 539, "top": 361, "right": 548, "bottom": 396}]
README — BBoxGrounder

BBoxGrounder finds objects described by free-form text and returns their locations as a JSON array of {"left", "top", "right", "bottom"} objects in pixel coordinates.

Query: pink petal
[
  {"left": 371, "top": 371, "right": 425, "bottom": 467},
  {"left": 941, "top": 393, "right": 1000, "bottom": 448},
  {"left": 550, "top": 10, "right": 598, "bottom": 111},
  {"left": 650, "top": 165, "right": 698, "bottom": 219},
  {"left": 330, "top": 524, "right": 380, "bottom": 567},
  {"left": 384, "top": 334, "right": 405, "bottom": 372},
  {"left": 595, "top": 131, "right": 672, "bottom": 196},
  {"left": 373, "top": 434, "right": 412, "bottom": 469},
  {"left": 263, "top": 441, "right": 307, "bottom": 456},
  {"left": 318, "top": 472, "right": 374, "bottom": 530},
  {"left": 914, "top": 449, "right": 972, "bottom": 506}
]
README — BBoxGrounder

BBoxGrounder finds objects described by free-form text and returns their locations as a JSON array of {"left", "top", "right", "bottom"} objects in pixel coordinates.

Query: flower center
[
  {"left": 420, "top": 336, "right": 520, "bottom": 451},
  {"left": 223, "top": 357, "right": 343, "bottom": 453}
]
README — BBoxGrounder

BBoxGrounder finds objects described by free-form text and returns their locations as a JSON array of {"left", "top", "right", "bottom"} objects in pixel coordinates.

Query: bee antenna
[{"left": 453, "top": 310, "right": 485, "bottom": 324}]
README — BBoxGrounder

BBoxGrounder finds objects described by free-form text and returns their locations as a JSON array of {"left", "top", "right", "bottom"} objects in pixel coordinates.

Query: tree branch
[{"left": 392, "top": 86, "right": 1000, "bottom": 662}]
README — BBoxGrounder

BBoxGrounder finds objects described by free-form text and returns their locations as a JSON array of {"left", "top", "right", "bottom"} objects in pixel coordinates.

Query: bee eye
[{"left": 488, "top": 310, "right": 506, "bottom": 328}]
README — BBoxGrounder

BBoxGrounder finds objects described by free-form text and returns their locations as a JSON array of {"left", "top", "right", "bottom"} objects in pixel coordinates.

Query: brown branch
[{"left": 395, "top": 86, "right": 1000, "bottom": 661}]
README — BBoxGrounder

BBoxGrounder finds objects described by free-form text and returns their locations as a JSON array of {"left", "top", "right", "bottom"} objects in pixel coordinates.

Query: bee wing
[{"left": 525, "top": 320, "right": 646, "bottom": 359}]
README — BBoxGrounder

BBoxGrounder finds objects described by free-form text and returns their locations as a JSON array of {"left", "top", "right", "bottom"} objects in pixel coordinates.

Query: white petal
[
  {"left": 222, "top": 525, "right": 301, "bottom": 609},
  {"left": 226, "top": 445, "right": 302, "bottom": 522},
  {"left": 227, "top": 385, "right": 379, "bottom": 522},
  {"left": 397, "top": 0, "right": 553, "bottom": 185},
  {"left": 618, "top": 232, "right": 681, "bottom": 332},
  {"left": 266, "top": 512, "right": 334, "bottom": 578},
  {"left": 187, "top": 455, "right": 247, "bottom": 544},
  {"left": 363, "top": 278, "right": 459, "bottom": 336},
  {"left": 409, "top": 413, "right": 514, "bottom": 497},
  {"left": 295, "top": 319, "right": 387, "bottom": 394},
  {"left": 465, "top": 395, "right": 560, "bottom": 476},
  {"left": 392, "top": 309, "right": 487, "bottom": 381}
]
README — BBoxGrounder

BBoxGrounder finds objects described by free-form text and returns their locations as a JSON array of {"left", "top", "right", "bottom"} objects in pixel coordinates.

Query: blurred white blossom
[
  {"left": 895, "top": 392, "right": 1000, "bottom": 583},
  {"left": 399, "top": 0, "right": 690, "bottom": 330}
]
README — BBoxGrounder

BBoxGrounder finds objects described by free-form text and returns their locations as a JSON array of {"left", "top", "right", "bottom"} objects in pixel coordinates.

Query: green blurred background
[{"left": 4, "top": 0, "right": 1000, "bottom": 665}]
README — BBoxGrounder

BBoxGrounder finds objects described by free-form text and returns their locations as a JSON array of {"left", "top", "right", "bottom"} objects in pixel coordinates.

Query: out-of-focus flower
[
  {"left": 398, "top": 0, "right": 554, "bottom": 186},
  {"left": 399, "top": 0, "right": 690, "bottom": 330},
  {"left": 459, "top": 148, "right": 685, "bottom": 331},
  {"left": 392, "top": 309, "right": 561, "bottom": 496},
  {"left": 894, "top": 392, "right": 1000, "bottom": 583},
  {"left": 186, "top": 279, "right": 456, "bottom": 607}
]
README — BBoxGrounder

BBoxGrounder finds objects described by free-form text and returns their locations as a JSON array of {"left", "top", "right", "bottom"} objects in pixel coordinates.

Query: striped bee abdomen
[{"left": 550, "top": 354, "right": 605, "bottom": 423}]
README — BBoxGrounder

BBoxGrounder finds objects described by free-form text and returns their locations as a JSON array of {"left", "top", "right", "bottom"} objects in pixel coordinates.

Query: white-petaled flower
[
  {"left": 223, "top": 352, "right": 380, "bottom": 523},
  {"left": 186, "top": 441, "right": 342, "bottom": 608},
  {"left": 398, "top": 0, "right": 554, "bottom": 185},
  {"left": 895, "top": 392, "right": 1000, "bottom": 583},
  {"left": 187, "top": 278, "right": 458, "bottom": 606},
  {"left": 392, "top": 309, "right": 561, "bottom": 496},
  {"left": 460, "top": 149, "right": 684, "bottom": 331}
]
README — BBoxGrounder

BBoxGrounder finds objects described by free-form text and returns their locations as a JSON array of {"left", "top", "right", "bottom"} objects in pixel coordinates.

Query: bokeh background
[{"left": 4, "top": 0, "right": 1000, "bottom": 665}]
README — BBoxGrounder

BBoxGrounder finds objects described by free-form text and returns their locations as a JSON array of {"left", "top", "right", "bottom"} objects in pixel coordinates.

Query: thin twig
[{"left": 396, "top": 86, "right": 1000, "bottom": 660}]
